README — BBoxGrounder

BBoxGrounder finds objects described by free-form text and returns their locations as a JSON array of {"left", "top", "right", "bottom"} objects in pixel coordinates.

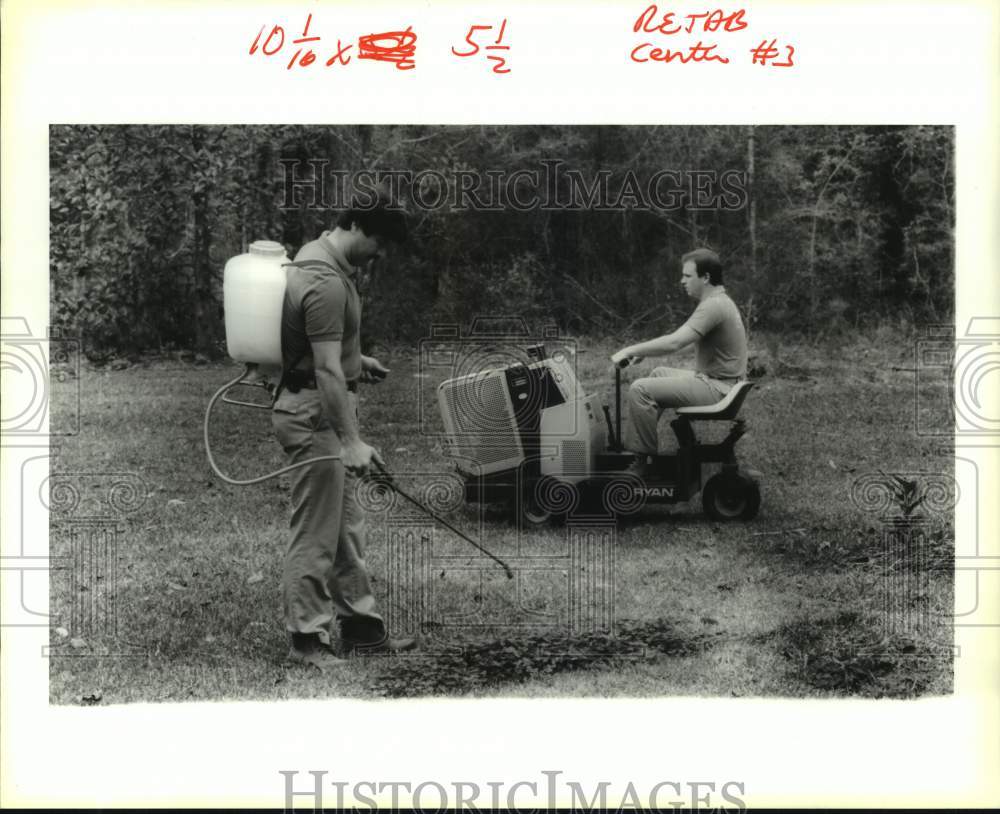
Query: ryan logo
[{"left": 635, "top": 486, "right": 674, "bottom": 498}]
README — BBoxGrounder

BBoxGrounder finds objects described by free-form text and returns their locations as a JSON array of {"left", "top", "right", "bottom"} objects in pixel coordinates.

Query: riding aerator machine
[{"left": 437, "top": 344, "right": 761, "bottom": 525}]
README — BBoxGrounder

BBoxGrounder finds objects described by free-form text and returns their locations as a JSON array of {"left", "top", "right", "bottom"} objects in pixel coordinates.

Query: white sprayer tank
[{"left": 223, "top": 240, "right": 289, "bottom": 365}]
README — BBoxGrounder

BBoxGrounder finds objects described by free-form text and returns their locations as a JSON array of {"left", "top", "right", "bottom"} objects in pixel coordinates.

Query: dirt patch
[
  {"left": 370, "top": 619, "right": 718, "bottom": 698},
  {"left": 767, "top": 611, "right": 951, "bottom": 698}
]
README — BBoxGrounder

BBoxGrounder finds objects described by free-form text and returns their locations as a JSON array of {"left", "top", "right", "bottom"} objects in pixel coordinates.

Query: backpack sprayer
[{"left": 204, "top": 240, "right": 513, "bottom": 577}]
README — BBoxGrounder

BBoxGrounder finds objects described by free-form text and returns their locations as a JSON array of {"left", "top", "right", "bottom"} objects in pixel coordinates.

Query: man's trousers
[
  {"left": 271, "top": 388, "right": 386, "bottom": 645},
  {"left": 626, "top": 367, "right": 733, "bottom": 455}
]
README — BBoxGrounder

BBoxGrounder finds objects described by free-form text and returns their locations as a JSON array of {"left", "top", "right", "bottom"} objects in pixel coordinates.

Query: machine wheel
[
  {"left": 518, "top": 492, "right": 553, "bottom": 527},
  {"left": 516, "top": 476, "right": 580, "bottom": 527},
  {"left": 702, "top": 472, "right": 760, "bottom": 521}
]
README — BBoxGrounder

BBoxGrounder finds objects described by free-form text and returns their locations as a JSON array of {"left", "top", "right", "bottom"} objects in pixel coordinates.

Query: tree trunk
[
  {"left": 807, "top": 215, "right": 819, "bottom": 318},
  {"left": 747, "top": 125, "right": 757, "bottom": 283},
  {"left": 191, "top": 189, "right": 213, "bottom": 352},
  {"left": 190, "top": 127, "right": 214, "bottom": 353}
]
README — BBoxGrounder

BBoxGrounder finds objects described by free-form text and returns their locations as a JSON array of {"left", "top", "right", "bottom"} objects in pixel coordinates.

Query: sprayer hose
[{"left": 203, "top": 366, "right": 340, "bottom": 485}]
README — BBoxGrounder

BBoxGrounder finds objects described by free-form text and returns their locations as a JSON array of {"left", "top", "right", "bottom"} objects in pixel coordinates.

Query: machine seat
[{"left": 675, "top": 381, "right": 754, "bottom": 421}]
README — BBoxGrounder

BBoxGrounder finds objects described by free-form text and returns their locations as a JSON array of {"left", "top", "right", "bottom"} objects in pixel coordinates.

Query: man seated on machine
[{"left": 610, "top": 248, "right": 747, "bottom": 471}]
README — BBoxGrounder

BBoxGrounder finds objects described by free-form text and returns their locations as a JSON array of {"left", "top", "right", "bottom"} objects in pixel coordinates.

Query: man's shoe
[
  {"left": 286, "top": 632, "right": 346, "bottom": 671},
  {"left": 343, "top": 634, "right": 417, "bottom": 656}
]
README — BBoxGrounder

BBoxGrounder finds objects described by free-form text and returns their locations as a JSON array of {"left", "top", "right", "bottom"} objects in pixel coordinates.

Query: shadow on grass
[
  {"left": 760, "top": 611, "right": 952, "bottom": 698},
  {"left": 368, "top": 619, "right": 720, "bottom": 698}
]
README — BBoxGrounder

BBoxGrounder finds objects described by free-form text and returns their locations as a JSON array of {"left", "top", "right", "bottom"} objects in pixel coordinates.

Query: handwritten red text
[
  {"left": 451, "top": 19, "right": 511, "bottom": 73},
  {"left": 749, "top": 38, "right": 795, "bottom": 67},
  {"left": 358, "top": 27, "right": 417, "bottom": 70},
  {"left": 631, "top": 41, "right": 729, "bottom": 64},
  {"left": 633, "top": 5, "right": 748, "bottom": 35},
  {"left": 249, "top": 17, "right": 415, "bottom": 71},
  {"left": 629, "top": 5, "right": 796, "bottom": 68}
]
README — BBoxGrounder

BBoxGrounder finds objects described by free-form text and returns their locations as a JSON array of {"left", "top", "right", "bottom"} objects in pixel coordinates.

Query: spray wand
[
  {"left": 204, "top": 365, "right": 513, "bottom": 579},
  {"left": 372, "top": 460, "right": 514, "bottom": 580}
]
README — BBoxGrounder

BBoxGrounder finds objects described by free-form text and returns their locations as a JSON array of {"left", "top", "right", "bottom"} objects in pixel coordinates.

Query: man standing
[
  {"left": 272, "top": 192, "right": 414, "bottom": 670},
  {"left": 611, "top": 248, "right": 747, "bottom": 462}
]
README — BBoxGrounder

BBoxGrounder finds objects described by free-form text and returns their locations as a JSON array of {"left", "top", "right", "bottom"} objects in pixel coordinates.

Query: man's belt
[{"left": 285, "top": 370, "right": 358, "bottom": 393}]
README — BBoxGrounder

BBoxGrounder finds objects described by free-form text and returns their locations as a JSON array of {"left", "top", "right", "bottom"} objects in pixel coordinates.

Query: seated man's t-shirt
[
  {"left": 682, "top": 288, "right": 747, "bottom": 380},
  {"left": 280, "top": 232, "right": 362, "bottom": 382}
]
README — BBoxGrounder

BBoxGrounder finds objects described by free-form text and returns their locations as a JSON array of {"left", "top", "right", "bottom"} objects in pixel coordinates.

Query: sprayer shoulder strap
[
  {"left": 271, "top": 259, "right": 351, "bottom": 406},
  {"left": 281, "top": 257, "right": 353, "bottom": 332},
  {"left": 283, "top": 258, "right": 350, "bottom": 283}
]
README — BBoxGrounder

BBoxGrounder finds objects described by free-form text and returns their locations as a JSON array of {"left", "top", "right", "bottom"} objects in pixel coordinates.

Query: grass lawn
[{"left": 48, "top": 330, "right": 954, "bottom": 703}]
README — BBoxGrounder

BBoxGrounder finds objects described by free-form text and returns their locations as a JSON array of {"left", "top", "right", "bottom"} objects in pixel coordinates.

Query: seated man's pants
[
  {"left": 626, "top": 367, "right": 732, "bottom": 455},
  {"left": 271, "top": 388, "right": 386, "bottom": 645}
]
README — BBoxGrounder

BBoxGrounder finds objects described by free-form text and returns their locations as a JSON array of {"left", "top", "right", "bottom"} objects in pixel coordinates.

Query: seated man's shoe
[
  {"left": 343, "top": 633, "right": 417, "bottom": 656},
  {"left": 286, "top": 632, "right": 346, "bottom": 671}
]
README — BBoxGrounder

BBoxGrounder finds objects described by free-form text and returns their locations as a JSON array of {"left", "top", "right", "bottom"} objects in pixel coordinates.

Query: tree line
[{"left": 49, "top": 125, "right": 953, "bottom": 357}]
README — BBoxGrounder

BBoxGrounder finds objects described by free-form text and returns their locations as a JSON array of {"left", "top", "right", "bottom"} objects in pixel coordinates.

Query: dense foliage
[{"left": 50, "top": 125, "right": 953, "bottom": 356}]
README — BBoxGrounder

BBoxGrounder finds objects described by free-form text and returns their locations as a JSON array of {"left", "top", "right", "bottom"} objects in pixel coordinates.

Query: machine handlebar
[{"left": 615, "top": 356, "right": 642, "bottom": 370}]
